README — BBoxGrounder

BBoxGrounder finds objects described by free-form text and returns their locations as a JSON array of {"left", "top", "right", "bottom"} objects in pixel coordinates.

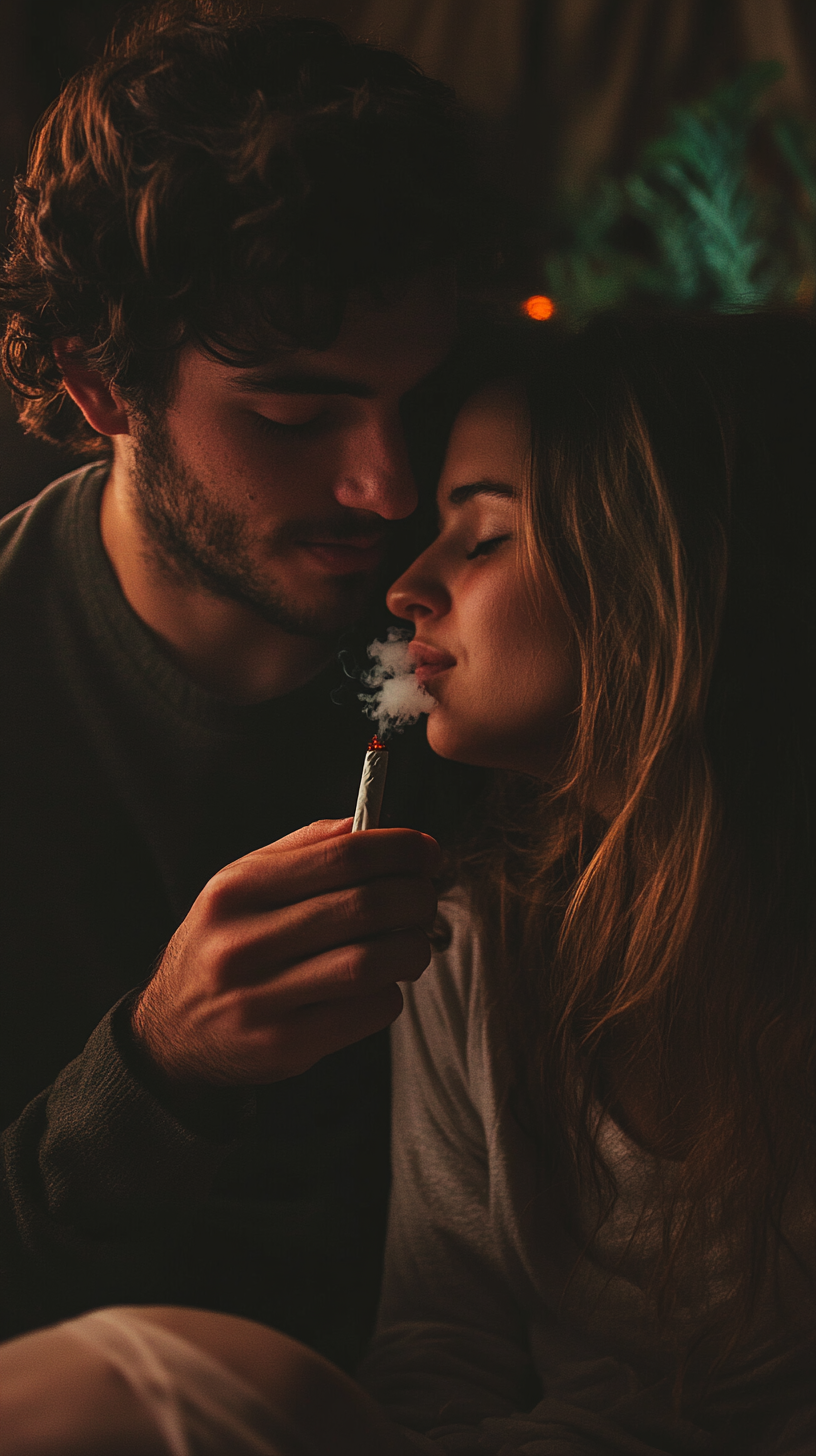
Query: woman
[
  {"left": 363, "top": 312, "right": 816, "bottom": 1453},
  {"left": 1, "top": 313, "right": 814, "bottom": 1453}
]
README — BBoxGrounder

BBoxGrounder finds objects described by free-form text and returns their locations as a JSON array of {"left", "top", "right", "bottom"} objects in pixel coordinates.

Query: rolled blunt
[{"left": 352, "top": 735, "right": 389, "bottom": 831}]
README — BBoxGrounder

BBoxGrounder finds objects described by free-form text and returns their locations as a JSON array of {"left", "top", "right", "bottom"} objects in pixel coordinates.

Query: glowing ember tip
[
  {"left": 523, "top": 294, "right": 555, "bottom": 321},
  {"left": 368, "top": 735, "right": 387, "bottom": 751}
]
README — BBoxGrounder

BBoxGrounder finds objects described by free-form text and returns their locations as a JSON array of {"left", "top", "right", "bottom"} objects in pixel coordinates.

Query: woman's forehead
[
  {"left": 456, "top": 377, "right": 527, "bottom": 426},
  {"left": 438, "top": 380, "right": 529, "bottom": 498}
]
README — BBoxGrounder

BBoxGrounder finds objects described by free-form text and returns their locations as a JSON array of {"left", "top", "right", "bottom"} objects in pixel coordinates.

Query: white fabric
[
  {"left": 361, "top": 890, "right": 816, "bottom": 1455},
  {"left": 64, "top": 1309, "right": 308, "bottom": 1456}
]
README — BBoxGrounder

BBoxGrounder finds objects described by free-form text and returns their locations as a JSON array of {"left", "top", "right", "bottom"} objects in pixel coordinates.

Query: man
[{"left": 0, "top": 1, "right": 479, "bottom": 1367}]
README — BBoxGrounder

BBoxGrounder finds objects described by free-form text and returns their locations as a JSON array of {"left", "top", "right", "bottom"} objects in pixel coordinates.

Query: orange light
[
  {"left": 523, "top": 294, "right": 555, "bottom": 321},
  {"left": 796, "top": 273, "right": 815, "bottom": 309},
  {"left": 368, "top": 735, "right": 387, "bottom": 751}
]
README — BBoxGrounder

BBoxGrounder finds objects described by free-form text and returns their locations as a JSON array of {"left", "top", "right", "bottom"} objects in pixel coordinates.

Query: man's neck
[{"left": 99, "top": 457, "right": 334, "bottom": 704}]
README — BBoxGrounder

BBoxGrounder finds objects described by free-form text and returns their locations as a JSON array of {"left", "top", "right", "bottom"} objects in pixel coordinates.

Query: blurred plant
[{"left": 541, "top": 62, "right": 816, "bottom": 322}]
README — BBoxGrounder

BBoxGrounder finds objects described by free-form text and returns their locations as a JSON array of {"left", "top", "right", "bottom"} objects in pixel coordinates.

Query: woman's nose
[{"left": 387, "top": 549, "right": 449, "bottom": 622}]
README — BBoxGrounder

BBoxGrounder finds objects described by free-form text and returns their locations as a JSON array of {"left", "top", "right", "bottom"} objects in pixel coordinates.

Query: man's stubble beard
[{"left": 128, "top": 412, "right": 371, "bottom": 640}]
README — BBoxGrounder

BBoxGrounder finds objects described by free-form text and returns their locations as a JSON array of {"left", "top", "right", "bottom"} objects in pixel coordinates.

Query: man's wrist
[{"left": 116, "top": 995, "right": 255, "bottom": 1141}]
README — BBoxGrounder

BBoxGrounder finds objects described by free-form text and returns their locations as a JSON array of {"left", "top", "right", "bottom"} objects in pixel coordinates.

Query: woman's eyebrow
[{"left": 446, "top": 479, "right": 517, "bottom": 506}]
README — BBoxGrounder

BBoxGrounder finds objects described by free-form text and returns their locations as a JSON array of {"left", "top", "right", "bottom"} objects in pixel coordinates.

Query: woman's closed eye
[{"left": 465, "top": 534, "right": 512, "bottom": 561}]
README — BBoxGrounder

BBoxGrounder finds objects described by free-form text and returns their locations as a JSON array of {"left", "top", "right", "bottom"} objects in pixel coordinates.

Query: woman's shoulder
[
  {"left": 392, "top": 884, "right": 498, "bottom": 1149},
  {"left": 396, "top": 884, "right": 488, "bottom": 1075}
]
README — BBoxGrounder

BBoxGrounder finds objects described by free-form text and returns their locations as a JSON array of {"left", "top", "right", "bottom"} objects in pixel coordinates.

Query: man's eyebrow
[
  {"left": 231, "top": 371, "right": 375, "bottom": 398},
  {"left": 446, "top": 479, "right": 518, "bottom": 506}
]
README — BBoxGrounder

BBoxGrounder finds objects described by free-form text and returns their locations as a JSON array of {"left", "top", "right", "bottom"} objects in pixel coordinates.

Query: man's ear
[{"left": 53, "top": 340, "right": 131, "bottom": 436}]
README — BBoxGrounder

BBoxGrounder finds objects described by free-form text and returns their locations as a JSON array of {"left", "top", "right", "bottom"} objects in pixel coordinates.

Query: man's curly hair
[{"left": 1, "top": 1, "right": 479, "bottom": 452}]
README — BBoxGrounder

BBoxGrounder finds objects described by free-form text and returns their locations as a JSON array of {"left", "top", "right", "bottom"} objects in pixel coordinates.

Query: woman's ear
[{"left": 52, "top": 340, "right": 131, "bottom": 436}]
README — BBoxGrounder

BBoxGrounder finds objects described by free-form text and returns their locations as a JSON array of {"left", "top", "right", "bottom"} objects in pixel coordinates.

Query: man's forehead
[{"left": 231, "top": 268, "right": 457, "bottom": 395}]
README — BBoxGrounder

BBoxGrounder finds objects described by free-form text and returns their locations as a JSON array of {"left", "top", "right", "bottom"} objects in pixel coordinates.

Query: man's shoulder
[{"left": 0, "top": 461, "right": 108, "bottom": 578}]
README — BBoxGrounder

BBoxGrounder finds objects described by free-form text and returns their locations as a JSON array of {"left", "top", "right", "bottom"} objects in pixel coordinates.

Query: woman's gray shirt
[{"left": 362, "top": 892, "right": 816, "bottom": 1455}]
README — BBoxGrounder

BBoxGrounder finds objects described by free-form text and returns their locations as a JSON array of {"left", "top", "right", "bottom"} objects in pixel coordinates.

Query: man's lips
[
  {"left": 408, "top": 641, "right": 457, "bottom": 684},
  {"left": 296, "top": 536, "right": 387, "bottom": 573}
]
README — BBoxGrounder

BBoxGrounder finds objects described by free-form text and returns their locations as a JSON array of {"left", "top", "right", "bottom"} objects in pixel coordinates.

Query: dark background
[{"left": 2, "top": 0, "right": 815, "bottom": 513}]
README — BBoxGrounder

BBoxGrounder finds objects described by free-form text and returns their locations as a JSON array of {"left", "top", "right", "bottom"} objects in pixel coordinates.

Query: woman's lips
[{"left": 408, "top": 641, "right": 456, "bottom": 685}]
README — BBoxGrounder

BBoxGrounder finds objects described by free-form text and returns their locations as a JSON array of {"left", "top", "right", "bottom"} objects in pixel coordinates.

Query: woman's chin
[
  {"left": 425, "top": 715, "right": 496, "bottom": 769},
  {"left": 425, "top": 714, "right": 548, "bottom": 775}
]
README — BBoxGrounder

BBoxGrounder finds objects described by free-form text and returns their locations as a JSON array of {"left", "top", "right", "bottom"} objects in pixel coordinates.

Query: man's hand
[{"left": 131, "top": 819, "right": 439, "bottom": 1087}]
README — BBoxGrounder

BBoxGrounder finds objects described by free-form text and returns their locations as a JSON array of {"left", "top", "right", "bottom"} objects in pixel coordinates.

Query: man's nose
[{"left": 332, "top": 417, "right": 418, "bottom": 520}]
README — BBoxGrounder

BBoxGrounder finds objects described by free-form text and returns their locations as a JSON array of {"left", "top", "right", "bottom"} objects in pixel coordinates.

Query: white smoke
[{"left": 358, "top": 627, "right": 436, "bottom": 738}]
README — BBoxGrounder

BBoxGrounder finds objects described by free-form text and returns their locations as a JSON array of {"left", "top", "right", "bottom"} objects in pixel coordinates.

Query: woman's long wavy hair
[{"left": 460, "top": 313, "right": 816, "bottom": 1376}]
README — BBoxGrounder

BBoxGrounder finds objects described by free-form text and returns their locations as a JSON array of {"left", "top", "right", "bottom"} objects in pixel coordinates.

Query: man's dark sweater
[{"left": 0, "top": 463, "right": 470, "bottom": 1366}]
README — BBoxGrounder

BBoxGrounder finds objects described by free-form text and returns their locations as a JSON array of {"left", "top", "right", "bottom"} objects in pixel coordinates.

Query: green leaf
[{"left": 538, "top": 59, "right": 808, "bottom": 320}]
